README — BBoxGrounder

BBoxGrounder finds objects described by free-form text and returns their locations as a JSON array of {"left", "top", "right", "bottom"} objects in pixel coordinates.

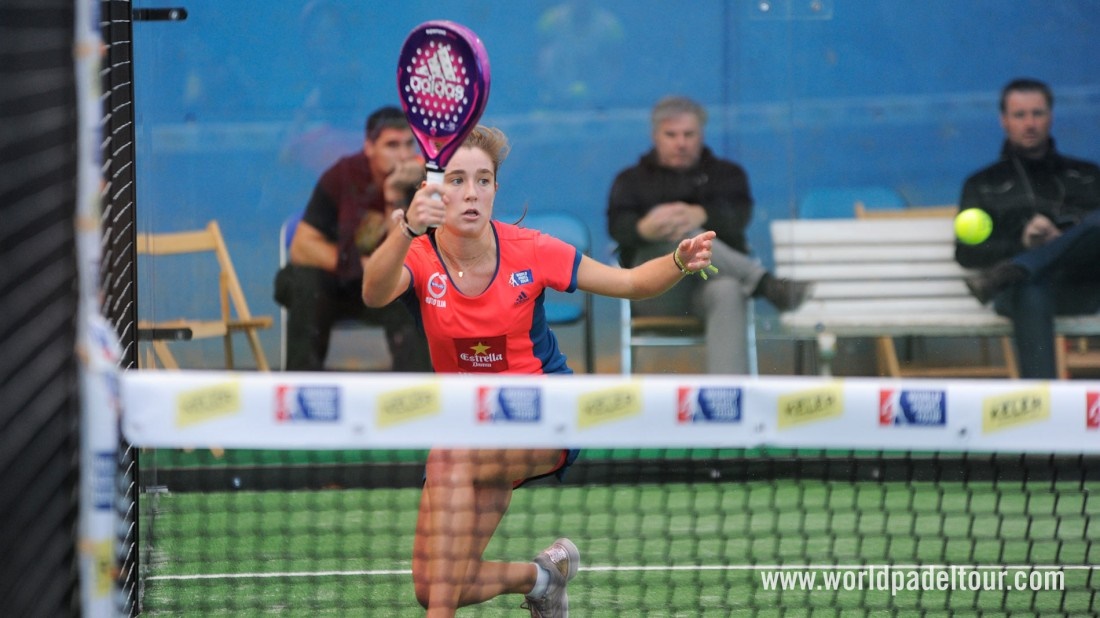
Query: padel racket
[{"left": 397, "top": 20, "right": 491, "bottom": 205}]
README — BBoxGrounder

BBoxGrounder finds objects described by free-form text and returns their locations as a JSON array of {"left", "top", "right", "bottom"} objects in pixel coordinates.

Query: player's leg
[{"left": 412, "top": 449, "right": 564, "bottom": 614}]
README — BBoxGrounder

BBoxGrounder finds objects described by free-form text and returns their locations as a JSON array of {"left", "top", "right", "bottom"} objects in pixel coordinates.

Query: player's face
[
  {"left": 442, "top": 146, "right": 497, "bottom": 232},
  {"left": 1001, "top": 91, "right": 1051, "bottom": 155},
  {"left": 365, "top": 127, "right": 419, "bottom": 176},
  {"left": 653, "top": 113, "right": 704, "bottom": 170}
]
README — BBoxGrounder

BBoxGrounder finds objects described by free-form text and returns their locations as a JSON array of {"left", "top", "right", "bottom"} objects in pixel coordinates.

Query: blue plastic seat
[{"left": 519, "top": 212, "right": 595, "bottom": 373}]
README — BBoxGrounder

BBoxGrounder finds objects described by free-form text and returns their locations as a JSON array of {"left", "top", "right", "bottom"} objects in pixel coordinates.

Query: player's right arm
[
  {"left": 360, "top": 213, "right": 414, "bottom": 308},
  {"left": 361, "top": 182, "right": 445, "bottom": 307}
]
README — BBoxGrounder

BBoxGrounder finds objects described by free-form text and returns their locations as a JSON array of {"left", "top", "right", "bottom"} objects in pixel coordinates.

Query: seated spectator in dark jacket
[
  {"left": 958, "top": 78, "right": 1100, "bottom": 378},
  {"left": 608, "top": 95, "right": 810, "bottom": 374},
  {"left": 275, "top": 106, "right": 431, "bottom": 371}
]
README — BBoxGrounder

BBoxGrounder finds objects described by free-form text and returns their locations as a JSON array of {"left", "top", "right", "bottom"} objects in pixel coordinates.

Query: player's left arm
[{"left": 577, "top": 231, "right": 716, "bottom": 300}]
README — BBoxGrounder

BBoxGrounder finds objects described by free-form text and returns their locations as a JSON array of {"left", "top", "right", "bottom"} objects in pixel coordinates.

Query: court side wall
[{"left": 129, "top": 1, "right": 1100, "bottom": 373}]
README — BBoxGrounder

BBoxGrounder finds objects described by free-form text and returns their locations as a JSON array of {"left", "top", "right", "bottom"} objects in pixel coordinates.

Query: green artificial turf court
[{"left": 136, "top": 467, "right": 1099, "bottom": 616}]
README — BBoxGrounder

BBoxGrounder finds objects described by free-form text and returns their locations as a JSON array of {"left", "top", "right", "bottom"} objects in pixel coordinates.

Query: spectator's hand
[
  {"left": 640, "top": 202, "right": 706, "bottom": 242},
  {"left": 405, "top": 181, "right": 446, "bottom": 234},
  {"left": 383, "top": 157, "right": 426, "bottom": 205},
  {"left": 1022, "top": 214, "right": 1061, "bottom": 248}
]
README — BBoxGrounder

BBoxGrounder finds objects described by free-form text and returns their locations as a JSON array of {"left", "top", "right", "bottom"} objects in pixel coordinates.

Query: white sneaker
[{"left": 521, "top": 538, "right": 580, "bottom": 617}]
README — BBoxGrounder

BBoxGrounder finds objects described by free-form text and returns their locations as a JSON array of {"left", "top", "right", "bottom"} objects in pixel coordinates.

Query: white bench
[{"left": 769, "top": 217, "right": 1100, "bottom": 378}]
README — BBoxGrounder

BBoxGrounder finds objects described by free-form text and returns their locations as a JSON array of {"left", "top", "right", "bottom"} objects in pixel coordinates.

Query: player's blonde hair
[{"left": 462, "top": 126, "right": 511, "bottom": 175}]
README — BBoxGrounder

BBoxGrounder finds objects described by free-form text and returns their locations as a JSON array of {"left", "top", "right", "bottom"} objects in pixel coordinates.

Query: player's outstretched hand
[{"left": 675, "top": 231, "right": 719, "bottom": 279}]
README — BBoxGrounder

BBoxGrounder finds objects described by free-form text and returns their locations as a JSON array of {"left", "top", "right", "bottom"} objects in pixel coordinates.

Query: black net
[
  {"left": 99, "top": 1, "right": 140, "bottom": 614},
  {"left": 133, "top": 447, "right": 1099, "bottom": 617}
]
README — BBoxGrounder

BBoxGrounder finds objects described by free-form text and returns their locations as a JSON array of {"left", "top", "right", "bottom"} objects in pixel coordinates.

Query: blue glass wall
[{"left": 132, "top": 0, "right": 1100, "bottom": 370}]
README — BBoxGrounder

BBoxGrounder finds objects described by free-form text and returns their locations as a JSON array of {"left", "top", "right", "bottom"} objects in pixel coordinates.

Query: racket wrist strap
[{"left": 401, "top": 211, "right": 426, "bottom": 239}]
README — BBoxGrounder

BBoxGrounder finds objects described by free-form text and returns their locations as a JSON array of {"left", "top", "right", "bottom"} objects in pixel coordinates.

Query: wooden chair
[
  {"left": 851, "top": 203, "right": 1017, "bottom": 378},
  {"left": 1059, "top": 336, "right": 1100, "bottom": 378},
  {"left": 853, "top": 202, "right": 958, "bottom": 220},
  {"left": 137, "top": 220, "right": 273, "bottom": 370}
]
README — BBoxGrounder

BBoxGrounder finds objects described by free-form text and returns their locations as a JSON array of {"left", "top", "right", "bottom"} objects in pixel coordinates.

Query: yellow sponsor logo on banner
[
  {"left": 94, "top": 538, "right": 113, "bottom": 596},
  {"left": 778, "top": 384, "right": 843, "bottom": 429},
  {"left": 176, "top": 382, "right": 240, "bottom": 427},
  {"left": 577, "top": 384, "right": 642, "bottom": 429},
  {"left": 80, "top": 537, "right": 115, "bottom": 597},
  {"left": 982, "top": 387, "right": 1049, "bottom": 433},
  {"left": 377, "top": 383, "right": 441, "bottom": 428}
]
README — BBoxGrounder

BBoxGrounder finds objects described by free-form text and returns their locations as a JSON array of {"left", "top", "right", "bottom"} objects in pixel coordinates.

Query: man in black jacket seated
[
  {"left": 957, "top": 78, "right": 1100, "bottom": 378},
  {"left": 608, "top": 96, "right": 810, "bottom": 374},
  {"left": 275, "top": 107, "right": 431, "bottom": 371}
]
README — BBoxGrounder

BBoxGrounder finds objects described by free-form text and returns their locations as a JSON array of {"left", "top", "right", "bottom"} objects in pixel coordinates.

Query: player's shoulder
[
  {"left": 495, "top": 220, "right": 568, "bottom": 264},
  {"left": 494, "top": 220, "right": 540, "bottom": 242}
]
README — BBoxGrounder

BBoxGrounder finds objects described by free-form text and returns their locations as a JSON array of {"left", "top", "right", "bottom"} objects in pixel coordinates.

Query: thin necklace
[{"left": 438, "top": 240, "right": 493, "bottom": 278}]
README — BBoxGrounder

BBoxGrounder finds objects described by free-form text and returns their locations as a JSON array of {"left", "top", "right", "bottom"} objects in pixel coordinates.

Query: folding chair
[{"left": 136, "top": 220, "right": 273, "bottom": 370}]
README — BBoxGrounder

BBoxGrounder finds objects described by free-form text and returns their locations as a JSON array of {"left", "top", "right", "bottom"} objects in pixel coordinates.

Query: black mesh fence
[{"left": 0, "top": 2, "right": 81, "bottom": 616}]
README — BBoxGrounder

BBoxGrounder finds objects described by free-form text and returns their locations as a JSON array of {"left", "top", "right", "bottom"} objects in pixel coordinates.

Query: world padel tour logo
[
  {"left": 677, "top": 387, "right": 743, "bottom": 424},
  {"left": 93, "top": 452, "right": 114, "bottom": 510},
  {"left": 509, "top": 270, "right": 533, "bottom": 287},
  {"left": 1087, "top": 391, "right": 1100, "bottom": 430},
  {"left": 456, "top": 336, "right": 508, "bottom": 372},
  {"left": 477, "top": 386, "right": 541, "bottom": 423},
  {"left": 878, "top": 389, "right": 946, "bottom": 427},
  {"left": 274, "top": 385, "right": 340, "bottom": 423}
]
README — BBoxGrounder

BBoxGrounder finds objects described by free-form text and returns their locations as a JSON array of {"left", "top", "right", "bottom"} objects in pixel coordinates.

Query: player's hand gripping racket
[{"left": 397, "top": 21, "right": 491, "bottom": 226}]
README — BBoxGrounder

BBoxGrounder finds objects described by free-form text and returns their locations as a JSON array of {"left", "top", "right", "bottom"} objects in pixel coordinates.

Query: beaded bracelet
[{"left": 673, "top": 249, "right": 719, "bottom": 280}]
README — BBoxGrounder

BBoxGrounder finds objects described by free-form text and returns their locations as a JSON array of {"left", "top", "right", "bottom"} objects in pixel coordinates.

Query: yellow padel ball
[{"left": 954, "top": 208, "right": 993, "bottom": 245}]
